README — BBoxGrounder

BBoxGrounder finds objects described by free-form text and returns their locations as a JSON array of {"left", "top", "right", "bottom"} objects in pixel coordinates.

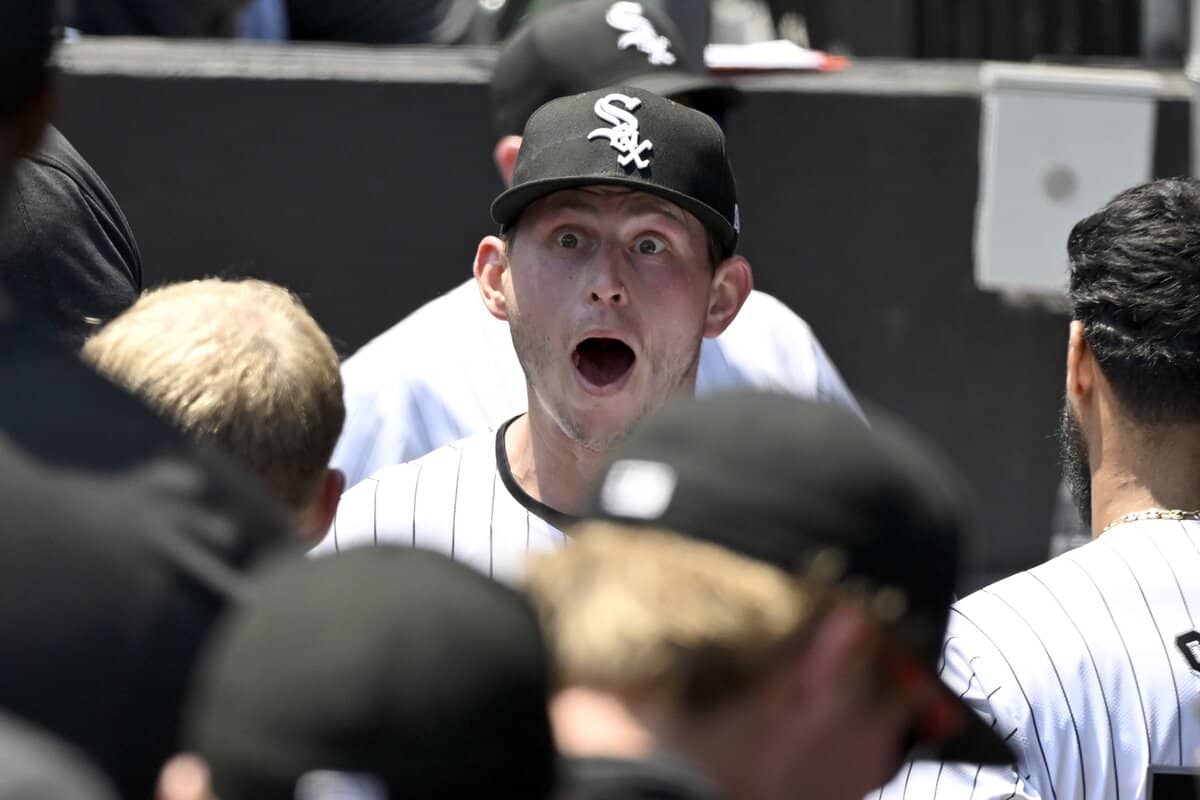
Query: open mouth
[{"left": 572, "top": 337, "right": 636, "bottom": 389}]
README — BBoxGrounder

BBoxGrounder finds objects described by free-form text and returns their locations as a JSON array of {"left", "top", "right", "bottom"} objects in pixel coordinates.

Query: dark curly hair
[{"left": 1068, "top": 177, "right": 1200, "bottom": 424}]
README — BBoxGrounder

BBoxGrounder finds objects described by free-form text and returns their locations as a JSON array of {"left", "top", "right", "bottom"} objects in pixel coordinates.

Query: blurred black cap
[
  {"left": 491, "top": 0, "right": 738, "bottom": 137},
  {"left": 0, "top": 712, "right": 119, "bottom": 800},
  {"left": 492, "top": 85, "right": 739, "bottom": 255},
  {"left": 187, "top": 547, "right": 558, "bottom": 800},
  {"left": 585, "top": 391, "right": 1017, "bottom": 766}
]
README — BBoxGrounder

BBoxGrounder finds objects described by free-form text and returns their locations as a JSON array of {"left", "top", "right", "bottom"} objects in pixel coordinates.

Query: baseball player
[
  {"left": 330, "top": 0, "right": 858, "bottom": 489},
  {"left": 526, "top": 391, "right": 1016, "bottom": 800},
  {"left": 873, "top": 178, "right": 1200, "bottom": 799},
  {"left": 315, "top": 85, "right": 755, "bottom": 579}
]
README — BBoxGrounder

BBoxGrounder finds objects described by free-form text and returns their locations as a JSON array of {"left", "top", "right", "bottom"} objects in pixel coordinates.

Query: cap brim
[
  {"left": 906, "top": 683, "right": 1017, "bottom": 766},
  {"left": 492, "top": 176, "right": 737, "bottom": 255},
  {"left": 625, "top": 70, "right": 743, "bottom": 115}
]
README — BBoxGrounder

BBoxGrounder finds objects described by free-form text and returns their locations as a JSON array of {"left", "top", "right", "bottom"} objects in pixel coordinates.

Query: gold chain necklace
[{"left": 1100, "top": 508, "right": 1200, "bottom": 534}]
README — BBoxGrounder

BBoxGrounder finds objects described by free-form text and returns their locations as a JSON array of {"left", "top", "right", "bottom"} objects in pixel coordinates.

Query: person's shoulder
[
  {"left": 345, "top": 432, "right": 487, "bottom": 493},
  {"left": 23, "top": 128, "right": 91, "bottom": 180},
  {"left": 727, "top": 289, "right": 817, "bottom": 337},
  {"left": 403, "top": 427, "right": 497, "bottom": 470},
  {"left": 699, "top": 289, "right": 861, "bottom": 411},
  {"left": 17, "top": 128, "right": 131, "bottom": 233},
  {"left": 323, "top": 428, "right": 501, "bottom": 552},
  {"left": 0, "top": 321, "right": 292, "bottom": 570},
  {"left": 946, "top": 546, "right": 1112, "bottom": 698},
  {"left": 342, "top": 280, "right": 483, "bottom": 370}
]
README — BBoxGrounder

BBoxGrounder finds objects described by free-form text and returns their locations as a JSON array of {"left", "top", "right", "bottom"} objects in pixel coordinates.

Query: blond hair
[
  {"left": 83, "top": 278, "right": 344, "bottom": 512},
  {"left": 524, "top": 522, "right": 822, "bottom": 713}
]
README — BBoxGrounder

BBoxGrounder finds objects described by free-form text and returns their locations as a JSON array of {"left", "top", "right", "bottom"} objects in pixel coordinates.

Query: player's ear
[
  {"left": 703, "top": 255, "right": 753, "bottom": 339},
  {"left": 298, "top": 469, "right": 345, "bottom": 546},
  {"left": 1066, "top": 320, "right": 1095, "bottom": 406},
  {"left": 475, "top": 235, "right": 511, "bottom": 322},
  {"left": 493, "top": 136, "right": 523, "bottom": 187}
]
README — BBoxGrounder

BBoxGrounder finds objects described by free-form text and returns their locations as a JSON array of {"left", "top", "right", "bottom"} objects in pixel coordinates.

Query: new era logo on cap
[{"left": 606, "top": 2, "right": 676, "bottom": 66}]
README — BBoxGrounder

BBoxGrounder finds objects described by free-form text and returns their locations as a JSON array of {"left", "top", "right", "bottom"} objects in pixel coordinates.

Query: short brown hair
[
  {"left": 83, "top": 279, "right": 344, "bottom": 512},
  {"left": 524, "top": 522, "right": 824, "bottom": 713}
]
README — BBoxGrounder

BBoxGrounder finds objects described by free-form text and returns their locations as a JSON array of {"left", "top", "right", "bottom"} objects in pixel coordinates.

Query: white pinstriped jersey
[
  {"left": 312, "top": 417, "right": 572, "bottom": 581},
  {"left": 331, "top": 281, "right": 860, "bottom": 488},
  {"left": 872, "top": 519, "right": 1200, "bottom": 800}
]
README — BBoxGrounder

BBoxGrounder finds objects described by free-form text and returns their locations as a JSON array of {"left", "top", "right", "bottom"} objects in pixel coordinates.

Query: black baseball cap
[
  {"left": 491, "top": 0, "right": 739, "bottom": 138},
  {"left": 584, "top": 391, "right": 1017, "bottom": 767},
  {"left": 186, "top": 547, "right": 558, "bottom": 800},
  {"left": 492, "top": 85, "right": 740, "bottom": 255},
  {"left": 0, "top": 713, "right": 119, "bottom": 800}
]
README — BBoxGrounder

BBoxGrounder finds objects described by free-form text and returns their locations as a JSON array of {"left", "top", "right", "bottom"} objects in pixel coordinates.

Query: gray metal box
[{"left": 975, "top": 63, "right": 1159, "bottom": 301}]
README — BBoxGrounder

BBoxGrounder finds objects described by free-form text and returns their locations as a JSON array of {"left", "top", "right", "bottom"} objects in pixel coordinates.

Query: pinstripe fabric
[
  {"left": 313, "top": 426, "right": 569, "bottom": 582},
  {"left": 870, "top": 520, "right": 1200, "bottom": 800}
]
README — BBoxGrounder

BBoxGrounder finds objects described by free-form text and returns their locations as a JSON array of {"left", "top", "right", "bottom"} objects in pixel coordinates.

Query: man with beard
[
  {"left": 872, "top": 178, "right": 1200, "bottom": 799},
  {"left": 315, "top": 85, "right": 752, "bottom": 580}
]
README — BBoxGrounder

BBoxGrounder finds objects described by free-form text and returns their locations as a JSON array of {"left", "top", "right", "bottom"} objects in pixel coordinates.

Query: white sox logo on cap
[
  {"left": 605, "top": 1, "right": 676, "bottom": 66},
  {"left": 587, "top": 93, "right": 653, "bottom": 169}
]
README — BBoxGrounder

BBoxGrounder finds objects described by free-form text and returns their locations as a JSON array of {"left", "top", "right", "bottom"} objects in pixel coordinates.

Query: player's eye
[
  {"left": 557, "top": 231, "right": 581, "bottom": 249},
  {"left": 636, "top": 235, "right": 667, "bottom": 255}
]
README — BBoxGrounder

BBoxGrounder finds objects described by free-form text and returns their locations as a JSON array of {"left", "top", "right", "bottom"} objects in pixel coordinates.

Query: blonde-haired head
[
  {"left": 83, "top": 278, "right": 344, "bottom": 513},
  {"left": 524, "top": 521, "right": 821, "bottom": 713}
]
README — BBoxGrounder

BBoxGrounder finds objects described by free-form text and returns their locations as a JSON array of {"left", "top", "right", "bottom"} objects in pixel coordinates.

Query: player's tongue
[{"left": 573, "top": 338, "right": 635, "bottom": 387}]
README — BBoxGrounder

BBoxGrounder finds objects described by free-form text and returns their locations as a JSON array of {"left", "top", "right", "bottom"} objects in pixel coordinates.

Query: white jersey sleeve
[
  {"left": 869, "top": 620, "right": 1041, "bottom": 800},
  {"left": 330, "top": 282, "right": 527, "bottom": 487},
  {"left": 695, "top": 289, "right": 861, "bottom": 416},
  {"left": 870, "top": 519, "right": 1200, "bottom": 800}
]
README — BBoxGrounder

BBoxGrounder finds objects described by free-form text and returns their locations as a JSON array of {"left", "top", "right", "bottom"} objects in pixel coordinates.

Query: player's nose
[{"left": 585, "top": 242, "right": 628, "bottom": 307}]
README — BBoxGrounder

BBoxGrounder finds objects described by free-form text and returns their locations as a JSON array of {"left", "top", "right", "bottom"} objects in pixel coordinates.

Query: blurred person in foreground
[
  {"left": 181, "top": 547, "right": 557, "bottom": 800},
  {"left": 526, "top": 391, "right": 1016, "bottom": 800},
  {"left": 0, "top": 5, "right": 292, "bottom": 798},
  {"left": 0, "top": 712, "right": 118, "bottom": 800},
  {"left": 83, "top": 278, "right": 345, "bottom": 544},
  {"left": 875, "top": 179, "right": 1200, "bottom": 798},
  {"left": 332, "top": 0, "right": 858, "bottom": 491}
]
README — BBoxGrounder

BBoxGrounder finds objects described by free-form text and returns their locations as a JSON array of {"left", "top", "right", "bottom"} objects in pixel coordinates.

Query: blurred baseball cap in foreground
[
  {"left": 586, "top": 391, "right": 1018, "bottom": 767},
  {"left": 186, "top": 547, "right": 557, "bottom": 800}
]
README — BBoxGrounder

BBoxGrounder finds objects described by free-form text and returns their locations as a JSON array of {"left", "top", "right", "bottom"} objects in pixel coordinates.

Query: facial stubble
[{"left": 1057, "top": 401, "right": 1093, "bottom": 529}]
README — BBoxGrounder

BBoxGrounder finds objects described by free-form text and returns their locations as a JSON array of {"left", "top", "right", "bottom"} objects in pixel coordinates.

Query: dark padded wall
[
  {"left": 723, "top": 88, "right": 1067, "bottom": 586},
  {"left": 53, "top": 52, "right": 1192, "bottom": 590},
  {"left": 58, "top": 74, "right": 502, "bottom": 355}
]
